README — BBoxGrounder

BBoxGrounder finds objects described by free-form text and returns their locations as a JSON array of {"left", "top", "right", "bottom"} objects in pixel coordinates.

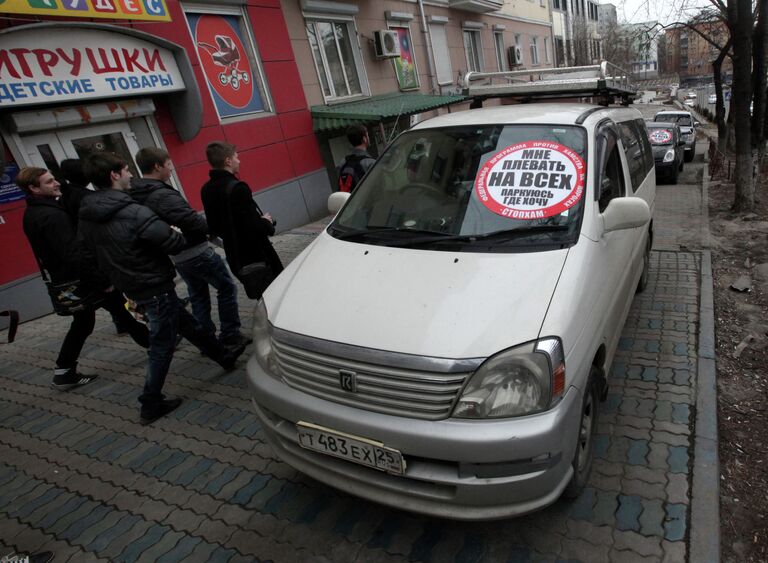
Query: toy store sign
[
  {"left": 0, "top": 0, "right": 171, "bottom": 22},
  {"left": 0, "top": 28, "right": 184, "bottom": 107},
  {"left": 475, "top": 141, "right": 585, "bottom": 219}
]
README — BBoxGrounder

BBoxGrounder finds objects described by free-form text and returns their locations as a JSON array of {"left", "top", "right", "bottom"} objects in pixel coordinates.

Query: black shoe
[
  {"left": 30, "top": 552, "right": 54, "bottom": 563},
  {"left": 52, "top": 367, "right": 98, "bottom": 391},
  {"left": 219, "top": 342, "right": 247, "bottom": 371},
  {"left": 140, "top": 398, "right": 183, "bottom": 425},
  {"left": 220, "top": 332, "right": 252, "bottom": 349}
]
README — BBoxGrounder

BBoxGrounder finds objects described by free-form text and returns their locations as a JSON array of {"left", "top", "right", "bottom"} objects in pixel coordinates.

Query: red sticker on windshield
[
  {"left": 475, "top": 141, "right": 585, "bottom": 219},
  {"left": 649, "top": 129, "right": 673, "bottom": 144}
]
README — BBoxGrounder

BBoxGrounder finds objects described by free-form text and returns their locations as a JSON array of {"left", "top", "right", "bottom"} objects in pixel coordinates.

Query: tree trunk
[
  {"left": 712, "top": 40, "right": 731, "bottom": 152},
  {"left": 751, "top": 0, "right": 767, "bottom": 148},
  {"left": 728, "top": 0, "right": 754, "bottom": 212}
]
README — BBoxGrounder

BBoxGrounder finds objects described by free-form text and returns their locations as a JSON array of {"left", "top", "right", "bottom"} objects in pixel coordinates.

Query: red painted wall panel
[
  {"left": 247, "top": 6, "right": 295, "bottom": 62},
  {"left": 237, "top": 144, "right": 295, "bottom": 191},
  {"left": 286, "top": 135, "right": 325, "bottom": 176},
  {"left": 279, "top": 111, "right": 314, "bottom": 140}
]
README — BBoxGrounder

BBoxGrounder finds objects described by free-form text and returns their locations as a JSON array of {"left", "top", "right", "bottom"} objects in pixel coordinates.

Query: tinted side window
[
  {"left": 618, "top": 121, "right": 643, "bottom": 190},
  {"left": 633, "top": 119, "right": 654, "bottom": 178}
]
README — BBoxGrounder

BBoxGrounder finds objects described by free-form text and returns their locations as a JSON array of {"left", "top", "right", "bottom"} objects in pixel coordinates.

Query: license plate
[{"left": 296, "top": 422, "right": 406, "bottom": 475}]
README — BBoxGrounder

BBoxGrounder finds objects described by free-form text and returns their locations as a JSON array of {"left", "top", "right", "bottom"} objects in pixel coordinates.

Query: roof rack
[{"left": 461, "top": 61, "right": 637, "bottom": 107}]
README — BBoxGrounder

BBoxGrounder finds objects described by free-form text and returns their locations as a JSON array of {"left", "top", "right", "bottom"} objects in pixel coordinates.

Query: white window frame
[
  {"left": 463, "top": 29, "right": 483, "bottom": 72},
  {"left": 304, "top": 14, "right": 370, "bottom": 103},
  {"left": 428, "top": 22, "right": 453, "bottom": 85},
  {"left": 494, "top": 32, "right": 507, "bottom": 71},
  {"left": 544, "top": 37, "right": 551, "bottom": 63},
  {"left": 530, "top": 36, "right": 540, "bottom": 65},
  {"left": 182, "top": 2, "right": 274, "bottom": 122}
]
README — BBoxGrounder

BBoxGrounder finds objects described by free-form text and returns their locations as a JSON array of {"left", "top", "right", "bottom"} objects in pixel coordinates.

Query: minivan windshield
[{"left": 330, "top": 125, "right": 588, "bottom": 251}]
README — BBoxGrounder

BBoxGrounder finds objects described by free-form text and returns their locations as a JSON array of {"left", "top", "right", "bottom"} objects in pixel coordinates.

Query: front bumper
[
  {"left": 654, "top": 159, "right": 678, "bottom": 174},
  {"left": 247, "top": 355, "right": 583, "bottom": 520}
]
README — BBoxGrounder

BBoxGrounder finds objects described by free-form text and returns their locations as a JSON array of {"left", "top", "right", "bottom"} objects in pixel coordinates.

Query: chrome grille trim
[{"left": 270, "top": 332, "right": 480, "bottom": 420}]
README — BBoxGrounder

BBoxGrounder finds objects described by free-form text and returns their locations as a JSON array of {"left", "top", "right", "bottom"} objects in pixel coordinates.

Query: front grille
[{"left": 272, "top": 337, "right": 472, "bottom": 420}]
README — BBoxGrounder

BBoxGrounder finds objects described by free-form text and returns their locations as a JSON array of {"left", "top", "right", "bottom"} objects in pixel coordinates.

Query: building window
[
  {"left": 463, "top": 29, "right": 483, "bottom": 72},
  {"left": 494, "top": 32, "right": 507, "bottom": 71},
  {"left": 183, "top": 4, "right": 272, "bottom": 121},
  {"left": 544, "top": 37, "right": 551, "bottom": 62},
  {"left": 429, "top": 23, "right": 453, "bottom": 85},
  {"left": 530, "top": 37, "right": 540, "bottom": 65},
  {"left": 306, "top": 18, "right": 366, "bottom": 101}
]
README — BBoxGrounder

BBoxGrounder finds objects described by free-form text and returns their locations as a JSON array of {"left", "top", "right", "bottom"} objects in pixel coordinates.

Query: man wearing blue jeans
[
  {"left": 79, "top": 153, "right": 246, "bottom": 424},
  {"left": 131, "top": 147, "right": 248, "bottom": 350}
]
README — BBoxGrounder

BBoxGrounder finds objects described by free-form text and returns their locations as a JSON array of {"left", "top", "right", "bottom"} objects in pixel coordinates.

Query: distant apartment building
[
  {"left": 623, "top": 21, "right": 660, "bottom": 78},
  {"left": 551, "top": 0, "right": 601, "bottom": 67},
  {"left": 664, "top": 21, "right": 731, "bottom": 80}
]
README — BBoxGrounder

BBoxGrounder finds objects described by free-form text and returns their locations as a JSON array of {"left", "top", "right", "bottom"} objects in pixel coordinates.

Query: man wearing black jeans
[
  {"left": 78, "top": 153, "right": 246, "bottom": 424},
  {"left": 18, "top": 167, "right": 149, "bottom": 390}
]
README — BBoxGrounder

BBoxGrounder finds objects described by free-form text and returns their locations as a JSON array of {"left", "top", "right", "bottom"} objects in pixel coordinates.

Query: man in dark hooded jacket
[
  {"left": 130, "top": 147, "right": 247, "bottom": 350},
  {"left": 78, "top": 153, "right": 245, "bottom": 425},
  {"left": 18, "top": 166, "right": 148, "bottom": 390}
]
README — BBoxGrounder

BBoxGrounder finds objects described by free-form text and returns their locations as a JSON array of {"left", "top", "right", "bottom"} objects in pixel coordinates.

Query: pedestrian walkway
[{"left": 0, "top": 172, "right": 715, "bottom": 561}]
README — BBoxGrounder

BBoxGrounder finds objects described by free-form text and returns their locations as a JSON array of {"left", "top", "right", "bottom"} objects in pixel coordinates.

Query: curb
[{"left": 689, "top": 160, "right": 721, "bottom": 562}]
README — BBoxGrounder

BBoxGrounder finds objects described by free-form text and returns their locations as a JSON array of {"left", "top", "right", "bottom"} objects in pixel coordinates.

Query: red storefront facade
[{"left": 0, "top": 0, "right": 330, "bottom": 326}]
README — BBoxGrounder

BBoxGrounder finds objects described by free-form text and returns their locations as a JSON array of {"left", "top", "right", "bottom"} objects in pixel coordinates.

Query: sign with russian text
[
  {"left": 185, "top": 12, "right": 265, "bottom": 119},
  {"left": 0, "top": 0, "right": 171, "bottom": 22},
  {"left": 0, "top": 28, "right": 185, "bottom": 107},
  {"left": 475, "top": 141, "right": 585, "bottom": 220}
]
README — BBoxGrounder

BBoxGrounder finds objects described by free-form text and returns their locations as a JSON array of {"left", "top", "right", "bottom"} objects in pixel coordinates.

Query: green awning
[{"left": 311, "top": 92, "right": 467, "bottom": 133}]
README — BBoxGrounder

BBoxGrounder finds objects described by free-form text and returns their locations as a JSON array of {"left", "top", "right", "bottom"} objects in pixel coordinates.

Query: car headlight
[
  {"left": 453, "top": 337, "right": 566, "bottom": 419},
  {"left": 663, "top": 149, "right": 675, "bottom": 162},
  {"left": 253, "top": 300, "right": 280, "bottom": 378}
]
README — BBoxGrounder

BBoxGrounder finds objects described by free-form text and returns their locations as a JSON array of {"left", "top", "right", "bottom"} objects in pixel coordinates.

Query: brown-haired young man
[
  {"left": 131, "top": 147, "right": 248, "bottom": 349},
  {"left": 18, "top": 166, "right": 149, "bottom": 390},
  {"left": 200, "top": 142, "right": 283, "bottom": 296},
  {"left": 78, "top": 153, "right": 245, "bottom": 424}
]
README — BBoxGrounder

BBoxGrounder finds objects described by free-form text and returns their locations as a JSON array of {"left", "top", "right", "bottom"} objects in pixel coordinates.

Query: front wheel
[{"left": 563, "top": 371, "right": 600, "bottom": 499}]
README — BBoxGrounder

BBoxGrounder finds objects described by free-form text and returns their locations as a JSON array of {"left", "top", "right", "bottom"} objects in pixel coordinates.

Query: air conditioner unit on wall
[
  {"left": 508, "top": 45, "right": 523, "bottom": 67},
  {"left": 374, "top": 30, "right": 401, "bottom": 58}
]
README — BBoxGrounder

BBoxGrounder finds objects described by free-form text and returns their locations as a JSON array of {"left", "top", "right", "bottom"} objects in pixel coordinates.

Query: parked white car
[{"left": 248, "top": 103, "right": 655, "bottom": 520}]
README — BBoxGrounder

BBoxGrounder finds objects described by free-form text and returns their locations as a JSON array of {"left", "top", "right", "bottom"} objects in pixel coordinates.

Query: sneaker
[
  {"left": 219, "top": 341, "right": 247, "bottom": 371},
  {"left": 140, "top": 398, "right": 183, "bottom": 425},
  {"left": 52, "top": 367, "right": 98, "bottom": 391}
]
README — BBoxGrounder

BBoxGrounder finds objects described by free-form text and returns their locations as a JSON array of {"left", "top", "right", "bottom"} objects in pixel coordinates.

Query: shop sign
[
  {"left": 185, "top": 13, "right": 265, "bottom": 118},
  {"left": 0, "top": 28, "right": 185, "bottom": 107},
  {"left": 0, "top": 0, "right": 171, "bottom": 22}
]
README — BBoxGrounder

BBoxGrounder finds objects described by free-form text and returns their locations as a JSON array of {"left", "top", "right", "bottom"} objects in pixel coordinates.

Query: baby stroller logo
[
  {"left": 189, "top": 14, "right": 264, "bottom": 115},
  {"left": 198, "top": 35, "right": 250, "bottom": 91}
]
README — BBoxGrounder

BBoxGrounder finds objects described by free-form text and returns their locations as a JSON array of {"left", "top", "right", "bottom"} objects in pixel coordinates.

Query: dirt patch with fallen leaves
[{"left": 708, "top": 174, "right": 768, "bottom": 562}]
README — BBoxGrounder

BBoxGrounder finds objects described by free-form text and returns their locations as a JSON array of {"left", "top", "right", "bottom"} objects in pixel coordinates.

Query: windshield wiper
[
  {"left": 387, "top": 224, "right": 570, "bottom": 247},
  {"left": 332, "top": 226, "right": 448, "bottom": 241}
]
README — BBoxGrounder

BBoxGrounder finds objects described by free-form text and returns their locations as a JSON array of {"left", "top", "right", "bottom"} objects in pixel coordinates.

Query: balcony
[{"left": 449, "top": 0, "right": 503, "bottom": 14}]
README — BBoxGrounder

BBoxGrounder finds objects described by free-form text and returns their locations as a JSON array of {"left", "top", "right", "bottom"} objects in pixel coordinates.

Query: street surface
[{"left": 0, "top": 103, "right": 713, "bottom": 562}]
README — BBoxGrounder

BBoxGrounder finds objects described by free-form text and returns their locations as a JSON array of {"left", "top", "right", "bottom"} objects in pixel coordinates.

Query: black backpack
[{"left": 338, "top": 154, "right": 368, "bottom": 193}]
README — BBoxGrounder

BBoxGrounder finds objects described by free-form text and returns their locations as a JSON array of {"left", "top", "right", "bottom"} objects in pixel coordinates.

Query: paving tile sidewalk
[{"left": 0, "top": 167, "right": 715, "bottom": 562}]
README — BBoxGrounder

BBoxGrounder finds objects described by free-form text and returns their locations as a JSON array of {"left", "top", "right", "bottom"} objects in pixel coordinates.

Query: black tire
[
  {"left": 669, "top": 163, "right": 679, "bottom": 184},
  {"left": 563, "top": 371, "right": 600, "bottom": 499},
  {"left": 636, "top": 232, "right": 651, "bottom": 293}
]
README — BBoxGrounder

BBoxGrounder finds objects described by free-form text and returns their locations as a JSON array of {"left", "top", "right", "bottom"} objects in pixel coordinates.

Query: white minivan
[{"left": 247, "top": 102, "right": 655, "bottom": 520}]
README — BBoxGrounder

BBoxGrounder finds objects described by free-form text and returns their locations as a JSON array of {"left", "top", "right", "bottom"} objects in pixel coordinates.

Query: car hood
[
  {"left": 651, "top": 145, "right": 675, "bottom": 157},
  {"left": 265, "top": 232, "right": 569, "bottom": 359}
]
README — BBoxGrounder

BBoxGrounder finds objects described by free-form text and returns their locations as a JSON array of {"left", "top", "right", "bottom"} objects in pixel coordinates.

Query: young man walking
[
  {"left": 18, "top": 167, "right": 149, "bottom": 390},
  {"left": 78, "top": 153, "right": 245, "bottom": 424},
  {"left": 131, "top": 147, "right": 249, "bottom": 350},
  {"left": 337, "top": 124, "right": 376, "bottom": 193},
  {"left": 200, "top": 142, "right": 283, "bottom": 293}
]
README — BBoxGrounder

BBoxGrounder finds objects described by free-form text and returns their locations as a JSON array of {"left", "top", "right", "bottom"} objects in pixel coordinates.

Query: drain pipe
[{"left": 417, "top": 0, "right": 439, "bottom": 94}]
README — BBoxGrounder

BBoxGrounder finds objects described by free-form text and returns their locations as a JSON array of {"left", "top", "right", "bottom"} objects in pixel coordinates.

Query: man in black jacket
[
  {"left": 18, "top": 167, "right": 148, "bottom": 390},
  {"left": 131, "top": 147, "right": 247, "bottom": 349},
  {"left": 79, "top": 153, "right": 245, "bottom": 424},
  {"left": 200, "top": 142, "right": 283, "bottom": 296}
]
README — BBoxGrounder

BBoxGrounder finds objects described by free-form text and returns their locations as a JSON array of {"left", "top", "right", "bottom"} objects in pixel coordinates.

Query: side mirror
[
  {"left": 678, "top": 140, "right": 686, "bottom": 147},
  {"left": 328, "top": 192, "right": 350, "bottom": 215},
  {"left": 694, "top": 121, "right": 701, "bottom": 127},
  {"left": 602, "top": 197, "right": 651, "bottom": 233}
]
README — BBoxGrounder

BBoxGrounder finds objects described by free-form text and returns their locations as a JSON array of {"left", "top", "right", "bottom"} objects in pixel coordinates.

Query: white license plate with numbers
[{"left": 296, "top": 422, "right": 405, "bottom": 475}]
